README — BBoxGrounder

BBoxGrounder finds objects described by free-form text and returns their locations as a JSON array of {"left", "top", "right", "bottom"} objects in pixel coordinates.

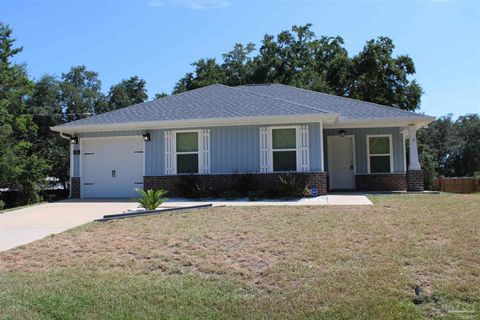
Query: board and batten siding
[
  {"left": 70, "top": 125, "right": 404, "bottom": 177},
  {"left": 323, "top": 127, "right": 405, "bottom": 174},
  {"left": 144, "top": 124, "right": 323, "bottom": 175}
]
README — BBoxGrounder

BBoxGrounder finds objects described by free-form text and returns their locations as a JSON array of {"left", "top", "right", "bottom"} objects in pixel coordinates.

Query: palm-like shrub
[{"left": 133, "top": 188, "right": 168, "bottom": 210}]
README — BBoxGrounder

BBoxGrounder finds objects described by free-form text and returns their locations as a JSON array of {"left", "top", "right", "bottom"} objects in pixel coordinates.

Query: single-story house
[{"left": 51, "top": 84, "right": 434, "bottom": 198}]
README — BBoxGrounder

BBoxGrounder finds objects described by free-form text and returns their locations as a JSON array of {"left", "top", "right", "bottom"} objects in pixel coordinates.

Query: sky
[{"left": 1, "top": 0, "right": 479, "bottom": 119}]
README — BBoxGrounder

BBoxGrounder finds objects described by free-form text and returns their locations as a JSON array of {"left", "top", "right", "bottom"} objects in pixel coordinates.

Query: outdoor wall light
[
  {"left": 70, "top": 136, "right": 79, "bottom": 144},
  {"left": 338, "top": 129, "right": 347, "bottom": 137},
  {"left": 142, "top": 132, "right": 151, "bottom": 142}
]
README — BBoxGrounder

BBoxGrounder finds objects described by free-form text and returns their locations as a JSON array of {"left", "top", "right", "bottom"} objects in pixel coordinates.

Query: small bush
[
  {"left": 176, "top": 174, "right": 212, "bottom": 199},
  {"left": 0, "top": 200, "right": 5, "bottom": 211},
  {"left": 270, "top": 173, "right": 309, "bottom": 198},
  {"left": 133, "top": 188, "right": 168, "bottom": 210}
]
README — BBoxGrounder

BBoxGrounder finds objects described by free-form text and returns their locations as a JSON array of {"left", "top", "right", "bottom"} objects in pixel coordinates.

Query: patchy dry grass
[{"left": 0, "top": 194, "right": 479, "bottom": 319}]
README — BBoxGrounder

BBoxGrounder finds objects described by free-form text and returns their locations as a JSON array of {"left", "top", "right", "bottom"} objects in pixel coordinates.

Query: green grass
[{"left": 1, "top": 194, "right": 479, "bottom": 319}]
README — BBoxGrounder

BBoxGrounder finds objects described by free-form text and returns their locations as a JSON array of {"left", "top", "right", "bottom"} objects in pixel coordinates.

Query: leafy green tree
[
  {"left": 174, "top": 58, "right": 225, "bottom": 93},
  {"left": 449, "top": 114, "right": 480, "bottom": 176},
  {"left": 154, "top": 92, "right": 168, "bottom": 99},
  {"left": 173, "top": 24, "right": 422, "bottom": 111},
  {"left": 101, "top": 75, "right": 148, "bottom": 113},
  {"left": 419, "top": 113, "right": 480, "bottom": 179},
  {"left": 0, "top": 22, "right": 49, "bottom": 204},
  {"left": 60, "top": 65, "right": 104, "bottom": 121},
  {"left": 349, "top": 37, "right": 422, "bottom": 111},
  {"left": 28, "top": 75, "right": 69, "bottom": 188}
]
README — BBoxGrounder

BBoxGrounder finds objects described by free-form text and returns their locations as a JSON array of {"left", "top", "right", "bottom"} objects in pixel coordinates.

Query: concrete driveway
[{"left": 0, "top": 199, "right": 138, "bottom": 251}]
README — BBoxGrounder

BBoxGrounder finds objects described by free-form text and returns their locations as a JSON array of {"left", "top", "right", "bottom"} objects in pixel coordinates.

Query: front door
[{"left": 327, "top": 135, "right": 355, "bottom": 190}]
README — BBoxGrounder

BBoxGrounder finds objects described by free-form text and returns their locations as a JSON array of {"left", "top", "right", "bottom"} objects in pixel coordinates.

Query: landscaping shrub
[
  {"left": 269, "top": 173, "right": 309, "bottom": 198},
  {"left": 0, "top": 200, "right": 5, "bottom": 211},
  {"left": 176, "top": 174, "right": 213, "bottom": 198},
  {"left": 133, "top": 188, "right": 168, "bottom": 210}
]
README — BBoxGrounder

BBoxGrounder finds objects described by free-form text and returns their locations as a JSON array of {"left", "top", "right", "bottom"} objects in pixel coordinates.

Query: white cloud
[{"left": 146, "top": 0, "right": 231, "bottom": 9}]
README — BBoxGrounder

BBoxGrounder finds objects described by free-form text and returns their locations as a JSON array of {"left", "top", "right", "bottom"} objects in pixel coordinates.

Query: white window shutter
[
  {"left": 199, "top": 129, "right": 210, "bottom": 174},
  {"left": 297, "top": 125, "right": 310, "bottom": 172},
  {"left": 164, "top": 131, "right": 174, "bottom": 175},
  {"left": 259, "top": 127, "right": 270, "bottom": 172}
]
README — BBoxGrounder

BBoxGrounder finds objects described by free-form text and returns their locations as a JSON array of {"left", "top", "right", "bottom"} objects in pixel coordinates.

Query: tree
[
  {"left": 173, "top": 24, "right": 423, "bottom": 111},
  {"left": 154, "top": 92, "right": 168, "bottom": 99},
  {"left": 0, "top": 22, "right": 49, "bottom": 204},
  {"left": 60, "top": 65, "right": 103, "bottom": 121},
  {"left": 418, "top": 113, "right": 480, "bottom": 181},
  {"left": 349, "top": 37, "right": 422, "bottom": 111},
  {"left": 28, "top": 75, "right": 69, "bottom": 188},
  {"left": 101, "top": 75, "right": 148, "bottom": 113},
  {"left": 174, "top": 58, "right": 225, "bottom": 93}
]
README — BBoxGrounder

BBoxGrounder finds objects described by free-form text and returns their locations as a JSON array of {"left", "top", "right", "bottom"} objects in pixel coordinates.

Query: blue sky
[{"left": 2, "top": 0, "right": 479, "bottom": 118}]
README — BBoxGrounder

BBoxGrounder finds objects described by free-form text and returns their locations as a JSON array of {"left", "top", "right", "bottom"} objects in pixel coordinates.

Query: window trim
[
  {"left": 366, "top": 134, "right": 394, "bottom": 174},
  {"left": 268, "top": 126, "right": 300, "bottom": 172},
  {"left": 174, "top": 129, "right": 201, "bottom": 175}
]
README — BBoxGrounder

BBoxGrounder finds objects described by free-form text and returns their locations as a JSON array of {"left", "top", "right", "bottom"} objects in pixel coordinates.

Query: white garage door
[{"left": 81, "top": 137, "right": 144, "bottom": 198}]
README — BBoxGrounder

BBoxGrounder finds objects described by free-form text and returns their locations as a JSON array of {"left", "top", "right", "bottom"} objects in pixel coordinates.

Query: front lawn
[{"left": 0, "top": 194, "right": 478, "bottom": 319}]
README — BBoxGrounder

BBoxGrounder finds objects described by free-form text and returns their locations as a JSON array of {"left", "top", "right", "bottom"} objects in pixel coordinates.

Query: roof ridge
[
  {"left": 271, "top": 83, "right": 426, "bottom": 117},
  {"left": 233, "top": 85, "right": 331, "bottom": 114}
]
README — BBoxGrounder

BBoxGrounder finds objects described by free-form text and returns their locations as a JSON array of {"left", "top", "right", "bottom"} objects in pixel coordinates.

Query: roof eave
[
  {"left": 50, "top": 113, "right": 340, "bottom": 134},
  {"left": 324, "top": 116, "right": 436, "bottom": 129}
]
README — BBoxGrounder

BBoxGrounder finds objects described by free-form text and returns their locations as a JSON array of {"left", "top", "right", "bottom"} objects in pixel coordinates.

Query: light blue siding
[
  {"left": 323, "top": 127, "right": 405, "bottom": 174},
  {"left": 210, "top": 125, "right": 260, "bottom": 173},
  {"left": 71, "top": 125, "right": 405, "bottom": 177}
]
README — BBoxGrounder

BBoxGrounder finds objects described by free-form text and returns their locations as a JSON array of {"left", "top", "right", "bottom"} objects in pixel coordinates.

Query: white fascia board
[
  {"left": 50, "top": 113, "right": 340, "bottom": 134},
  {"left": 324, "top": 116, "right": 435, "bottom": 129}
]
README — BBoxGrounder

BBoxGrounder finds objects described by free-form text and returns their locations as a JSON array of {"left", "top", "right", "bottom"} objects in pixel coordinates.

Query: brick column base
[
  {"left": 70, "top": 177, "right": 81, "bottom": 198},
  {"left": 407, "top": 170, "right": 424, "bottom": 191}
]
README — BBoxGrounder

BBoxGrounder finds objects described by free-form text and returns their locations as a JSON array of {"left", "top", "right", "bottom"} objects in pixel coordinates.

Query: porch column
[
  {"left": 408, "top": 124, "right": 421, "bottom": 170},
  {"left": 319, "top": 120, "right": 324, "bottom": 171},
  {"left": 407, "top": 124, "right": 424, "bottom": 191}
]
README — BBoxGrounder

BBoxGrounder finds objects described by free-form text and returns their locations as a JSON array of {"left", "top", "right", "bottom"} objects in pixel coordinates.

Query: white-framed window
[
  {"left": 272, "top": 127, "right": 297, "bottom": 172},
  {"left": 259, "top": 126, "right": 309, "bottom": 173},
  {"left": 176, "top": 131, "right": 199, "bottom": 174},
  {"left": 367, "top": 134, "right": 393, "bottom": 173},
  {"left": 164, "top": 129, "right": 210, "bottom": 175}
]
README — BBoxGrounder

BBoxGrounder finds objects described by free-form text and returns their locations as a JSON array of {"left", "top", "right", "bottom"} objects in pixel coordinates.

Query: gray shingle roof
[
  {"left": 237, "top": 84, "right": 429, "bottom": 121},
  {"left": 55, "top": 84, "right": 328, "bottom": 128},
  {"left": 53, "top": 83, "right": 432, "bottom": 131}
]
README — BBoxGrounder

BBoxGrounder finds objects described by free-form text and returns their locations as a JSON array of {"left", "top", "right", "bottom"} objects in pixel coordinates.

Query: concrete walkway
[
  {"left": 0, "top": 200, "right": 138, "bottom": 251},
  {"left": 0, "top": 194, "right": 371, "bottom": 251}
]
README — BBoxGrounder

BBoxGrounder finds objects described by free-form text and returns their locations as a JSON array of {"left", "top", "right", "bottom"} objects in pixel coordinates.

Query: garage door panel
[{"left": 82, "top": 137, "right": 144, "bottom": 198}]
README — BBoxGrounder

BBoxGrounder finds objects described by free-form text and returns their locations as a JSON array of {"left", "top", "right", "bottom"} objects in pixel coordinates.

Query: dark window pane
[
  {"left": 369, "top": 137, "right": 390, "bottom": 154},
  {"left": 177, "top": 154, "right": 198, "bottom": 174},
  {"left": 370, "top": 156, "right": 391, "bottom": 173},
  {"left": 272, "top": 128, "right": 296, "bottom": 149},
  {"left": 177, "top": 132, "right": 198, "bottom": 152},
  {"left": 273, "top": 151, "right": 296, "bottom": 171}
]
